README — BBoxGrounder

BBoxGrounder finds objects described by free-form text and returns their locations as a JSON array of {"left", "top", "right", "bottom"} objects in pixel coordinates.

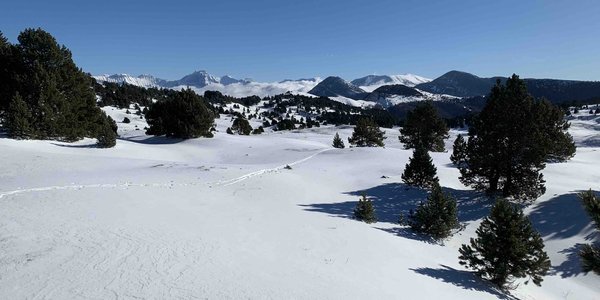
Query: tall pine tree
[
  {"left": 458, "top": 75, "right": 575, "bottom": 202},
  {"left": 402, "top": 146, "right": 439, "bottom": 189},
  {"left": 459, "top": 199, "right": 551, "bottom": 289},
  {"left": 332, "top": 132, "right": 345, "bottom": 148},
  {"left": 348, "top": 117, "right": 386, "bottom": 147},
  {"left": 6, "top": 92, "right": 32, "bottom": 139},
  {"left": 399, "top": 101, "right": 448, "bottom": 152}
]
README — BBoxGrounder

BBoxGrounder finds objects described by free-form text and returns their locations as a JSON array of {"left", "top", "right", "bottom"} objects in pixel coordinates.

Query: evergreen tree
[
  {"left": 348, "top": 117, "right": 386, "bottom": 147},
  {"left": 354, "top": 194, "right": 377, "bottom": 223},
  {"left": 6, "top": 92, "right": 32, "bottom": 139},
  {"left": 231, "top": 117, "right": 253, "bottom": 135},
  {"left": 459, "top": 199, "right": 551, "bottom": 289},
  {"left": 402, "top": 146, "right": 439, "bottom": 189},
  {"left": 579, "top": 189, "right": 600, "bottom": 275},
  {"left": 145, "top": 89, "right": 215, "bottom": 139},
  {"left": 96, "top": 118, "right": 117, "bottom": 148},
  {"left": 408, "top": 182, "right": 458, "bottom": 240},
  {"left": 399, "top": 101, "right": 448, "bottom": 152},
  {"left": 458, "top": 75, "right": 575, "bottom": 202},
  {"left": 450, "top": 134, "right": 467, "bottom": 167},
  {"left": 332, "top": 132, "right": 345, "bottom": 148}
]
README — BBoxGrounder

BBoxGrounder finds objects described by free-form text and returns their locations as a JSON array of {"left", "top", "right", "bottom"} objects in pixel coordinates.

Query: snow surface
[
  {"left": 358, "top": 74, "right": 432, "bottom": 92},
  {"left": 0, "top": 108, "right": 599, "bottom": 299}
]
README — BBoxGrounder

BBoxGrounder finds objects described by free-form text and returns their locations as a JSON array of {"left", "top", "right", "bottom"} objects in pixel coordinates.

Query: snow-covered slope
[
  {"left": 0, "top": 106, "right": 598, "bottom": 299},
  {"left": 94, "top": 71, "right": 321, "bottom": 97},
  {"left": 353, "top": 74, "right": 432, "bottom": 92}
]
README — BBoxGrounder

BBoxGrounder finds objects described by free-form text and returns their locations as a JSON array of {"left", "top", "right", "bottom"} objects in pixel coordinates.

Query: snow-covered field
[{"left": 0, "top": 109, "right": 598, "bottom": 299}]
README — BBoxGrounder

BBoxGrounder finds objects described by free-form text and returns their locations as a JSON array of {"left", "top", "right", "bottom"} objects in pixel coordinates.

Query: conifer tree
[
  {"left": 231, "top": 117, "right": 252, "bottom": 135},
  {"left": 354, "top": 194, "right": 377, "bottom": 223},
  {"left": 458, "top": 75, "right": 575, "bottom": 202},
  {"left": 332, "top": 132, "right": 345, "bottom": 148},
  {"left": 348, "top": 117, "right": 386, "bottom": 147},
  {"left": 408, "top": 182, "right": 458, "bottom": 240},
  {"left": 450, "top": 134, "right": 467, "bottom": 167},
  {"left": 579, "top": 189, "right": 600, "bottom": 275},
  {"left": 6, "top": 92, "right": 32, "bottom": 139},
  {"left": 96, "top": 118, "right": 117, "bottom": 148},
  {"left": 399, "top": 101, "right": 448, "bottom": 152},
  {"left": 459, "top": 199, "right": 551, "bottom": 289},
  {"left": 402, "top": 146, "right": 439, "bottom": 189}
]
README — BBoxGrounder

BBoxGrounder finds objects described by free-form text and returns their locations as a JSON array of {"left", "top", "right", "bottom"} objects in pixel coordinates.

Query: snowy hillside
[
  {"left": 0, "top": 105, "right": 598, "bottom": 299},
  {"left": 93, "top": 74, "right": 169, "bottom": 88},
  {"left": 353, "top": 74, "right": 432, "bottom": 92}
]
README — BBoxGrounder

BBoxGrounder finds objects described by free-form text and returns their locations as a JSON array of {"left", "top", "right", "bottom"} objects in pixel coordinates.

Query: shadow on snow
[{"left": 411, "top": 265, "right": 518, "bottom": 300}]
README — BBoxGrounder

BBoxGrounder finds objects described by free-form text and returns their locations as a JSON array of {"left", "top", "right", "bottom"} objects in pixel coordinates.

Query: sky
[{"left": 1, "top": 0, "right": 600, "bottom": 82}]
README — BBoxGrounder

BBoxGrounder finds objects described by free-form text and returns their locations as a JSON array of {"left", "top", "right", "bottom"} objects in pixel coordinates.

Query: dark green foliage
[
  {"left": 276, "top": 119, "right": 296, "bottom": 131},
  {"left": 579, "top": 189, "right": 600, "bottom": 275},
  {"left": 6, "top": 92, "right": 32, "bottom": 138},
  {"left": 145, "top": 89, "right": 215, "bottom": 139},
  {"left": 0, "top": 28, "right": 116, "bottom": 146},
  {"left": 459, "top": 199, "right": 551, "bottom": 289},
  {"left": 94, "top": 81, "right": 173, "bottom": 108},
  {"left": 332, "top": 132, "right": 345, "bottom": 148},
  {"left": 251, "top": 126, "right": 264, "bottom": 135},
  {"left": 458, "top": 75, "right": 575, "bottom": 202},
  {"left": 123, "top": 117, "right": 131, "bottom": 124},
  {"left": 450, "top": 134, "right": 467, "bottom": 166},
  {"left": 408, "top": 182, "right": 458, "bottom": 240},
  {"left": 402, "top": 146, "right": 439, "bottom": 189},
  {"left": 348, "top": 117, "right": 386, "bottom": 147},
  {"left": 96, "top": 117, "right": 117, "bottom": 148},
  {"left": 226, "top": 127, "right": 233, "bottom": 135},
  {"left": 354, "top": 195, "right": 377, "bottom": 223},
  {"left": 399, "top": 101, "right": 449, "bottom": 152},
  {"left": 231, "top": 117, "right": 252, "bottom": 135}
]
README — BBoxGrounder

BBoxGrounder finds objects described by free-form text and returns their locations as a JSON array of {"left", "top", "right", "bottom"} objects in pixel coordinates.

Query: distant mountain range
[{"left": 94, "top": 69, "right": 600, "bottom": 105}]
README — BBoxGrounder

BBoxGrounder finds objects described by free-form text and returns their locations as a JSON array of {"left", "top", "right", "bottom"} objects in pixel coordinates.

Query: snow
[
  {"left": 358, "top": 74, "right": 432, "bottom": 92},
  {"left": 0, "top": 108, "right": 599, "bottom": 299}
]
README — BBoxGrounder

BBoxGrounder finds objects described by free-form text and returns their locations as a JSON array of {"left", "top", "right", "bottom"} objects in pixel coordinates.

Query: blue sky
[{"left": 1, "top": 0, "right": 599, "bottom": 81}]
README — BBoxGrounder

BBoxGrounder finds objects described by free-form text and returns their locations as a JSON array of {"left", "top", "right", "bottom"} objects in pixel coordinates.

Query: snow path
[{"left": 0, "top": 148, "right": 332, "bottom": 199}]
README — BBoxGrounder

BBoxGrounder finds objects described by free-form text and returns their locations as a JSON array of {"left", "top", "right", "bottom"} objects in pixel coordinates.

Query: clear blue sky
[{"left": 2, "top": 0, "right": 599, "bottom": 82}]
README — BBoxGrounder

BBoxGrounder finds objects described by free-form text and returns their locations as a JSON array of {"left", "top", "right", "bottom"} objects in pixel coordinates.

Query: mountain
[
  {"left": 93, "top": 74, "right": 169, "bottom": 89},
  {"left": 415, "top": 71, "right": 500, "bottom": 97},
  {"left": 308, "top": 76, "right": 368, "bottom": 100},
  {"left": 364, "top": 84, "right": 424, "bottom": 107},
  {"left": 416, "top": 70, "right": 600, "bottom": 103},
  {"left": 352, "top": 74, "right": 431, "bottom": 91}
]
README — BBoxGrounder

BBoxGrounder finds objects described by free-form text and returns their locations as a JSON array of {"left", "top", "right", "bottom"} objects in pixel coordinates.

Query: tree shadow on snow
[
  {"left": 50, "top": 142, "right": 99, "bottom": 148},
  {"left": 118, "top": 135, "right": 184, "bottom": 145},
  {"left": 411, "top": 265, "right": 518, "bottom": 300},
  {"left": 528, "top": 191, "right": 598, "bottom": 278},
  {"left": 300, "top": 183, "right": 491, "bottom": 241}
]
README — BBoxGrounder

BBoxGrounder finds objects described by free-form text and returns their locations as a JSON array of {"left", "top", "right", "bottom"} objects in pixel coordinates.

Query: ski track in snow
[{"left": 0, "top": 148, "right": 332, "bottom": 200}]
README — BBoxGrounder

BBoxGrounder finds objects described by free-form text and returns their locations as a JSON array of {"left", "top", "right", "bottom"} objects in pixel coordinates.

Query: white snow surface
[{"left": 0, "top": 108, "right": 599, "bottom": 299}]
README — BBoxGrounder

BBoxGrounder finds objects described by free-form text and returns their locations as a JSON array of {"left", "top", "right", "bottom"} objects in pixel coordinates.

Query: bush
[
  {"left": 231, "top": 117, "right": 252, "bottom": 135},
  {"left": 459, "top": 199, "right": 550, "bottom": 289},
  {"left": 408, "top": 183, "right": 458, "bottom": 240},
  {"left": 354, "top": 194, "right": 377, "bottom": 223},
  {"left": 123, "top": 117, "right": 131, "bottom": 124}
]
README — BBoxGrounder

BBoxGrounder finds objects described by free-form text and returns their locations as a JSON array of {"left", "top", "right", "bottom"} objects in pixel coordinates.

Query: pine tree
[
  {"left": 332, "top": 132, "right": 345, "bottom": 148},
  {"left": 348, "top": 117, "right": 386, "bottom": 147},
  {"left": 408, "top": 182, "right": 458, "bottom": 240},
  {"left": 96, "top": 120, "right": 117, "bottom": 148},
  {"left": 459, "top": 199, "right": 551, "bottom": 289},
  {"left": 145, "top": 89, "right": 215, "bottom": 139},
  {"left": 354, "top": 194, "right": 377, "bottom": 223},
  {"left": 6, "top": 92, "right": 32, "bottom": 139},
  {"left": 231, "top": 117, "right": 252, "bottom": 135},
  {"left": 458, "top": 75, "right": 575, "bottom": 202},
  {"left": 579, "top": 189, "right": 600, "bottom": 275},
  {"left": 399, "top": 101, "right": 449, "bottom": 152},
  {"left": 402, "top": 146, "right": 439, "bottom": 189},
  {"left": 450, "top": 134, "right": 467, "bottom": 167}
]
